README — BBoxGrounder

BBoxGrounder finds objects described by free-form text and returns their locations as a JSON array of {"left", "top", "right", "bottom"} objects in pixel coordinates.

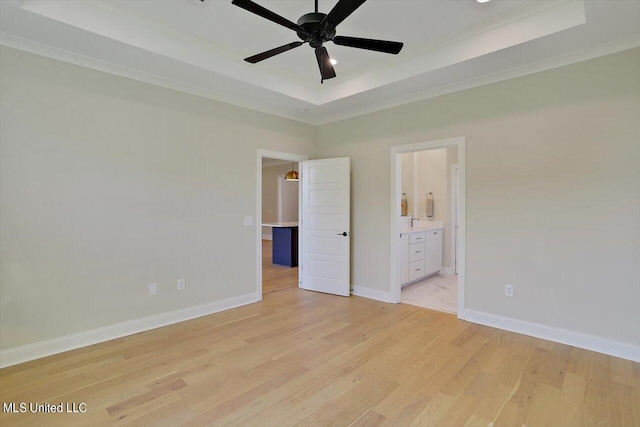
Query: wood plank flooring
[
  {"left": 1, "top": 270, "right": 639, "bottom": 425},
  {"left": 262, "top": 239, "right": 298, "bottom": 295}
]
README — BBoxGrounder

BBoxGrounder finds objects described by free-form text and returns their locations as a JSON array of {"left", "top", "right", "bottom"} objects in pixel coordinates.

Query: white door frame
[
  {"left": 256, "top": 149, "right": 308, "bottom": 301},
  {"left": 450, "top": 164, "right": 459, "bottom": 275},
  {"left": 389, "top": 137, "right": 466, "bottom": 319}
]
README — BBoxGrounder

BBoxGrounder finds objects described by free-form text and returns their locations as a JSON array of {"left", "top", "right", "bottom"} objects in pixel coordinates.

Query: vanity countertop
[
  {"left": 401, "top": 225, "right": 444, "bottom": 234},
  {"left": 400, "top": 219, "right": 444, "bottom": 234},
  {"left": 262, "top": 222, "right": 299, "bottom": 227}
]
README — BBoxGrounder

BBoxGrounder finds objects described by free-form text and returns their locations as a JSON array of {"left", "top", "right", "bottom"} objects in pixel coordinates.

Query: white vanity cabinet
[
  {"left": 408, "top": 232, "right": 426, "bottom": 282},
  {"left": 400, "top": 228, "right": 443, "bottom": 287},
  {"left": 424, "top": 229, "right": 443, "bottom": 276},
  {"left": 399, "top": 232, "right": 409, "bottom": 285}
]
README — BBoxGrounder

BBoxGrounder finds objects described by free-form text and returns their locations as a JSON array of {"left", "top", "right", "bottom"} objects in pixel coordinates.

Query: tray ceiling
[{"left": 1, "top": 0, "right": 639, "bottom": 124}]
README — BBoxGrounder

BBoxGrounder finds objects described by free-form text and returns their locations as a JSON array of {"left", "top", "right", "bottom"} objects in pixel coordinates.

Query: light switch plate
[
  {"left": 244, "top": 216, "right": 253, "bottom": 226},
  {"left": 505, "top": 284, "right": 514, "bottom": 298},
  {"left": 149, "top": 283, "right": 158, "bottom": 296}
]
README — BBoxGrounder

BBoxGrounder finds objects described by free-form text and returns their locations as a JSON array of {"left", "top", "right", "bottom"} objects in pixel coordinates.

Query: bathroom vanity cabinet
[{"left": 399, "top": 228, "right": 443, "bottom": 287}]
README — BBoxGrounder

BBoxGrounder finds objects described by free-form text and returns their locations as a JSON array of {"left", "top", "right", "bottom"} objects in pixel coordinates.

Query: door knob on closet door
[{"left": 337, "top": 232, "right": 348, "bottom": 236}]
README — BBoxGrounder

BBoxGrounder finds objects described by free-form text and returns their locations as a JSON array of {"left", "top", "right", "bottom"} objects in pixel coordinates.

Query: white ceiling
[{"left": 1, "top": 0, "right": 639, "bottom": 124}]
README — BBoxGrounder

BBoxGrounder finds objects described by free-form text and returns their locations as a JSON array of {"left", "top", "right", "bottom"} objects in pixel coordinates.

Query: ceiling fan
[{"left": 231, "top": 0, "right": 404, "bottom": 83}]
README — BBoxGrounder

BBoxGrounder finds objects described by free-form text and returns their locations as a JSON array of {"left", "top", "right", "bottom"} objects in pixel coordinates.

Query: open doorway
[
  {"left": 390, "top": 137, "right": 466, "bottom": 319},
  {"left": 256, "top": 150, "right": 307, "bottom": 301}
]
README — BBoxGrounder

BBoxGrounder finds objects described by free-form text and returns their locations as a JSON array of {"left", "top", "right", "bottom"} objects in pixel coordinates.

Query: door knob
[{"left": 337, "top": 232, "right": 348, "bottom": 236}]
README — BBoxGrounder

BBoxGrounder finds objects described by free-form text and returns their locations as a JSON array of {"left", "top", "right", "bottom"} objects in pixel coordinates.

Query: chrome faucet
[{"left": 410, "top": 215, "right": 419, "bottom": 227}]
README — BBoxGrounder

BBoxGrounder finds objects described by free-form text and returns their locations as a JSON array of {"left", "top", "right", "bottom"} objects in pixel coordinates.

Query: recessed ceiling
[{"left": 1, "top": 0, "right": 639, "bottom": 124}]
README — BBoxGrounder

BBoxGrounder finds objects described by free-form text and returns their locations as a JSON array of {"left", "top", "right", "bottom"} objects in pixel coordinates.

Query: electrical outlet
[
  {"left": 177, "top": 279, "right": 185, "bottom": 291},
  {"left": 505, "top": 284, "right": 514, "bottom": 298},
  {"left": 149, "top": 283, "right": 158, "bottom": 296}
]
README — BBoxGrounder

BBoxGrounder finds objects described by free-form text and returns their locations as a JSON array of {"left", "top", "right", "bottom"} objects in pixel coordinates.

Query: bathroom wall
[
  {"left": 415, "top": 149, "right": 448, "bottom": 222},
  {"left": 400, "top": 153, "right": 415, "bottom": 216},
  {"left": 400, "top": 148, "right": 456, "bottom": 270}
]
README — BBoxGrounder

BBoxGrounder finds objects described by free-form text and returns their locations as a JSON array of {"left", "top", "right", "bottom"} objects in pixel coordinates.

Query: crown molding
[
  {"left": 318, "top": 0, "right": 586, "bottom": 105},
  {"left": 2, "top": 31, "right": 638, "bottom": 126},
  {"left": 313, "top": 35, "right": 640, "bottom": 125},
  {"left": 0, "top": 32, "right": 317, "bottom": 125},
  {"left": 17, "top": 0, "right": 587, "bottom": 107},
  {"left": 20, "top": 0, "right": 317, "bottom": 103}
]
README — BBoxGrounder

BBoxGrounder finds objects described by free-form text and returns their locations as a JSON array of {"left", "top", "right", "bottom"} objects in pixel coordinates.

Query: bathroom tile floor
[{"left": 401, "top": 274, "right": 457, "bottom": 314}]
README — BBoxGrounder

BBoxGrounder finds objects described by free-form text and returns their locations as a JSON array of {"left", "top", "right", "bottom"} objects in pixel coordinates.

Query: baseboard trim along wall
[
  {"left": 0, "top": 292, "right": 259, "bottom": 368},
  {"left": 441, "top": 267, "right": 454, "bottom": 276},
  {"left": 465, "top": 309, "right": 640, "bottom": 363},
  {"left": 351, "top": 286, "right": 393, "bottom": 303}
]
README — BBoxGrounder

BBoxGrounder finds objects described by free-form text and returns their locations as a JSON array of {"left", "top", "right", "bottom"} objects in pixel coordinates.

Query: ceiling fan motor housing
[
  {"left": 232, "top": 0, "right": 404, "bottom": 82},
  {"left": 296, "top": 13, "right": 336, "bottom": 47}
]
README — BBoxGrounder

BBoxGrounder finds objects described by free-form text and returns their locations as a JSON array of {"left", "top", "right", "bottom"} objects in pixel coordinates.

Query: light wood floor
[
  {"left": 262, "top": 239, "right": 298, "bottom": 295},
  {"left": 1, "top": 280, "right": 638, "bottom": 426}
]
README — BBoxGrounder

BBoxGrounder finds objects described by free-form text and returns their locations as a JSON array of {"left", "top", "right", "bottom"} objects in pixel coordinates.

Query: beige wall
[
  {"left": 2, "top": 44, "right": 639, "bottom": 354},
  {"left": 0, "top": 47, "right": 316, "bottom": 350},
  {"left": 317, "top": 49, "right": 640, "bottom": 345}
]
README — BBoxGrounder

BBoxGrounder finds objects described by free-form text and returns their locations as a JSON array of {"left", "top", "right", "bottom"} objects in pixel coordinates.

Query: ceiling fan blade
[
  {"left": 321, "top": 0, "right": 367, "bottom": 27},
  {"left": 333, "top": 36, "right": 403, "bottom": 54},
  {"left": 315, "top": 47, "right": 337, "bottom": 83},
  {"left": 232, "top": 0, "right": 309, "bottom": 36},
  {"left": 245, "top": 41, "right": 304, "bottom": 64}
]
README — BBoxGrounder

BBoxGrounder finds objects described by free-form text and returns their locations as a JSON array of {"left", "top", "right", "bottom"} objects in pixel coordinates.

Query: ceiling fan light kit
[{"left": 231, "top": 0, "right": 404, "bottom": 83}]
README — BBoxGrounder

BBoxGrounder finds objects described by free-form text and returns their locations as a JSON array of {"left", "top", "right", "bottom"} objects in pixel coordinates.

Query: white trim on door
[
  {"left": 390, "top": 137, "right": 467, "bottom": 320},
  {"left": 256, "top": 150, "right": 308, "bottom": 301},
  {"left": 450, "top": 164, "right": 459, "bottom": 276}
]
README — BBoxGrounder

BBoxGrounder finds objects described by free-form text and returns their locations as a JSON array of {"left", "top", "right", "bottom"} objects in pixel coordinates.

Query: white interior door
[{"left": 301, "top": 157, "right": 350, "bottom": 296}]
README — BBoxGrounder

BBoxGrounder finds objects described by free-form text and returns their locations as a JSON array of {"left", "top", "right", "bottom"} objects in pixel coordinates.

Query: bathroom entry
[{"left": 391, "top": 137, "right": 466, "bottom": 318}]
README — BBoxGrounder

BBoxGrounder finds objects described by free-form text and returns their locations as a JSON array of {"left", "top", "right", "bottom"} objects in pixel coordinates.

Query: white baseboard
[
  {"left": 0, "top": 292, "right": 259, "bottom": 368},
  {"left": 351, "top": 286, "right": 393, "bottom": 303},
  {"left": 262, "top": 234, "right": 273, "bottom": 241},
  {"left": 465, "top": 309, "right": 640, "bottom": 363},
  {"left": 441, "top": 267, "right": 454, "bottom": 275}
]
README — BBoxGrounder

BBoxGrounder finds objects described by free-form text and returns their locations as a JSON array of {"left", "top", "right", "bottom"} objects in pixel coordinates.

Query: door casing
[{"left": 390, "top": 137, "right": 466, "bottom": 319}]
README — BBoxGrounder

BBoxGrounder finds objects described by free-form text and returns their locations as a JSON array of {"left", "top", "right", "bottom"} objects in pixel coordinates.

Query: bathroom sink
[
  {"left": 413, "top": 221, "right": 444, "bottom": 230},
  {"left": 401, "top": 222, "right": 443, "bottom": 234}
]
